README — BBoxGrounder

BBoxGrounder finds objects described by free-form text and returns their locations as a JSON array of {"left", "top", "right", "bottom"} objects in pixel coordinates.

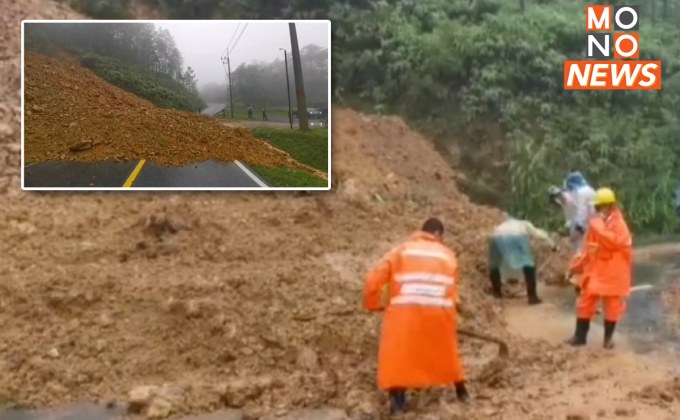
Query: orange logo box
[{"left": 563, "top": 61, "right": 661, "bottom": 90}]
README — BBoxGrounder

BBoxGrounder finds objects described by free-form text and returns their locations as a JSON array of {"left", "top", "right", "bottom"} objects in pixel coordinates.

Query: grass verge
[
  {"left": 250, "top": 127, "right": 328, "bottom": 172},
  {"left": 248, "top": 127, "right": 328, "bottom": 188},
  {"left": 253, "top": 166, "right": 327, "bottom": 188}
]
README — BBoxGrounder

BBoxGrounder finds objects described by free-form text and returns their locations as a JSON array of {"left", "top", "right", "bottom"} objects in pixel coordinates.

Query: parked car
[{"left": 293, "top": 108, "right": 328, "bottom": 128}]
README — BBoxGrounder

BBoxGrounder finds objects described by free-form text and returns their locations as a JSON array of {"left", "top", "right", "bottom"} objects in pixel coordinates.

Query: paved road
[
  {"left": 200, "top": 102, "right": 225, "bottom": 116},
  {"left": 24, "top": 160, "right": 139, "bottom": 188},
  {"left": 24, "top": 159, "right": 269, "bottom": 188},
  {"left": 133, "top": 160, "right": 269, "bottom": 188}
]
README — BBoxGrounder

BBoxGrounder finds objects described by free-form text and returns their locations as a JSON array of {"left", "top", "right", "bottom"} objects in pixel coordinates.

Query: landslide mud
[
  {"left": 2, "top": 1, "right": 680, "bottom": 419},
  {"left": 23, "top": 51, "right": 317, "bottom": 174}
]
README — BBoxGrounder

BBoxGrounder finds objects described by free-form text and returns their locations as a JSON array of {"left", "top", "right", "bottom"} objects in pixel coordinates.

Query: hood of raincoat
[{"left": 564, "top": 171, "right": 588, "bottom": 192}]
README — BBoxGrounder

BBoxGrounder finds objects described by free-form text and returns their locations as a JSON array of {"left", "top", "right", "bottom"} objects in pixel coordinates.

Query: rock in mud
[
  {"left": 128, "top": 385, "right": 160, "bottom": 413},
  {"left": 566, "top": 415, "right": 589, "bottom": 420},
  {"left": 218, "top": 376, "right": 282, "bottom": 407},
  {"left": 660, "top": 391, "right": 674, "bottom": 402},
  {"left": 296, "top": 346, "right": 319, "bottom": 370},
  {"left": 614, "top": 407, "right": 637, "bottom": 417},
  {"left": 147, "top": 397, "right": 173, "bottom": 419},
  {"left": 127, "top": 384, "right": 184, "bottom": 418}
]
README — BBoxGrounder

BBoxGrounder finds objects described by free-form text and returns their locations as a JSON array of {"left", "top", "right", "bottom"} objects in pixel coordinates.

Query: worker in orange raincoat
[
  {"left": 566, "top": 187, "right": 632, "bottom": 349},
  {"left": 362, "top": 217, "right": 469, "bottom": 415}
]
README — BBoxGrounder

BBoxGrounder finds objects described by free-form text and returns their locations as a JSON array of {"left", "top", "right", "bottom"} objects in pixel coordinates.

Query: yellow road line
[{"left": 123, "top": 159, "right": 146, "bottom": 188}]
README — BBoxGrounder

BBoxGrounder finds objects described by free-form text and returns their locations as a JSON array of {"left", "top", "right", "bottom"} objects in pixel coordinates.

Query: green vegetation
[
  {"left": 66, "top": 0, "right": 132, "bottom": 18},
  {"left": 55, "top": 0, "right": 680, "bottom": 232},
  {"left": 330, "top": 0, "right": 680, "bottom": 234},
  {"left": 250, "top": 127, "right": 328, "bottom": 187},
  {"left": 80, "top": 53, "right": 205, "bottom": 111},
  {"left": 254, "top": 166, "right": 327, "bottom": 188},
  {"left": 25, "top": 22, "right": 206, "bottom": 113},
  {"left": 198, "top": 44, "right": 328, "bottom": 110},
  {"left": 250, "top": 127, "right": 328, "bottom": 172}
]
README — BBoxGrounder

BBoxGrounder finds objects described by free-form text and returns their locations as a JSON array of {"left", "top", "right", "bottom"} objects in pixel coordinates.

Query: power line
[
  {"left": 226, "top": 22, "right": 241, "bottom": 53},
  {"left": 229, "top": 23, "right": 249, "bottom": 55},
  {"left": 221, "top": 23, "right": 241, "bottom": 58}
]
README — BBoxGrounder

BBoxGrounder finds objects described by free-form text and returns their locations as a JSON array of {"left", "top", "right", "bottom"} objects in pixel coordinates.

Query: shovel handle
[
  {"left": 458, "top": 328, "right": 504, "bottom": 346},
  {"left": 459, "top": 328, "right": 509, "bottom": 357}
]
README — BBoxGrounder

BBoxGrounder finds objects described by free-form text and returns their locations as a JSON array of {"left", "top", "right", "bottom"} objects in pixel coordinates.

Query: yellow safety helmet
[{"left": 593, "top": 187, "right": 616, "bottom": 206}]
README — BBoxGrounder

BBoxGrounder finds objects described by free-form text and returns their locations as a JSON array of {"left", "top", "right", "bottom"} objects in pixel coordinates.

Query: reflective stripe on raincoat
[{"left": 363, "top": 231, "right": 464, "bottom": 389}]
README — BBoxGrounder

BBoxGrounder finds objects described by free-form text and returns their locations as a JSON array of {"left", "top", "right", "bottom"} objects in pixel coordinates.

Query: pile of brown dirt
[
  {"left": 23, "top": 51, "right": 318, "bottom": 175},
  {"left": 2, "top": 109, "right": 517, "bottom": 419}
]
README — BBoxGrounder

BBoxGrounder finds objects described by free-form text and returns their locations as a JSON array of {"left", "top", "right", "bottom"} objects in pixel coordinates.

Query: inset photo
[{"left": 21, "top": 20, "right": 330, "bottom": 190}]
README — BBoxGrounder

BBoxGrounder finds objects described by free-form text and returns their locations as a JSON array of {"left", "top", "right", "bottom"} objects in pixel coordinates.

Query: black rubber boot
[
  {"left": 389, "top": 388, "right": 406, "bottom": 415},
  {"left": 455, "top": 382, "right": 470, "bottom": 403},
  {"left": 523, "top": 266, "right": 542, "bottom": 305},
  {"left": 566, "top": 318, "right": 590, "bottom": 346},
  {"left": 604, "top": 320, "right": 617, "bottom": 349},
  {"left": 490, "top": 268, "right": 502, "bottom": 299}
]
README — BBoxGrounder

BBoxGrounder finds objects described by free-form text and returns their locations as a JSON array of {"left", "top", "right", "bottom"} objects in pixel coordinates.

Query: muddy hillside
[
  {"left": 23, "top": 51, "right": 315, "bottom": 173},
  {"left": 3, "top": 1, "right": 680, "bottom": 420}
]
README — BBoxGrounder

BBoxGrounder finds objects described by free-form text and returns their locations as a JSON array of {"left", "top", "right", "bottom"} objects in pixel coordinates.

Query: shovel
[{"left": 458, "top": 328, "right": 509, "bottom": 357}]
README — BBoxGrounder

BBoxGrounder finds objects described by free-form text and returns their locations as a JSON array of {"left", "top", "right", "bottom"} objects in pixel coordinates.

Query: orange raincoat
[
  {"left": 569, "top": 208, "right": 632, "bottom": 321},
  {"left": 363, "top": 231, "right": 464, "bottom": 390}
]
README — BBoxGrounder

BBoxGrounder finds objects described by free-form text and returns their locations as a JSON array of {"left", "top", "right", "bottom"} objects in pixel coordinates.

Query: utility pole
[
  {"left": 279, "top": 48, "right": 293, "bottom": 129},
  {"left": 288, "top": 23, "right": 309, "bottom": 131},
  {"left": 222, "top": 64, "right": 228, "bottom": 118},
  {"left": 221, "top": 51, "right": 234, "bottom": 118}
]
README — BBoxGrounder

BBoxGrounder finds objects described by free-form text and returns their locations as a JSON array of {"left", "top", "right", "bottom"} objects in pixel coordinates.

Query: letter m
[{"left": 586, "top": 5, "right": 611, "bottom": 31}]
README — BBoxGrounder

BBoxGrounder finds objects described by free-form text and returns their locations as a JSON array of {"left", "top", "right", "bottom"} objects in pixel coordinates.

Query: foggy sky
[{"left": 155, "top": 21, "right": 329, "bottom": 87}]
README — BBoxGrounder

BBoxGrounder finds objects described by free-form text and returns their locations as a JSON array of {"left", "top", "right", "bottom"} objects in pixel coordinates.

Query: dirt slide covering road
[
  {"left": 2, "top": 2, "right": 680, "bottom": 420},
  {"left": 23, "top": 51, "right": 319, "bottom": 177}
]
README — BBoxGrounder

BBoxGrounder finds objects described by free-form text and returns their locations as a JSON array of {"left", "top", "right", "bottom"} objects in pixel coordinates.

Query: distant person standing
[
  {"left": 262, "top": 108, "right": 268, "bottom": 121},
  {"left": 247, "top": 106, "right": 253, "bottom": 120}
]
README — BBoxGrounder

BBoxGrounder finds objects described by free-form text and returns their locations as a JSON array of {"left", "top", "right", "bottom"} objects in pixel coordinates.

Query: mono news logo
[{"left": 563, "top": 5, "right": 662, "bottom": 90}]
